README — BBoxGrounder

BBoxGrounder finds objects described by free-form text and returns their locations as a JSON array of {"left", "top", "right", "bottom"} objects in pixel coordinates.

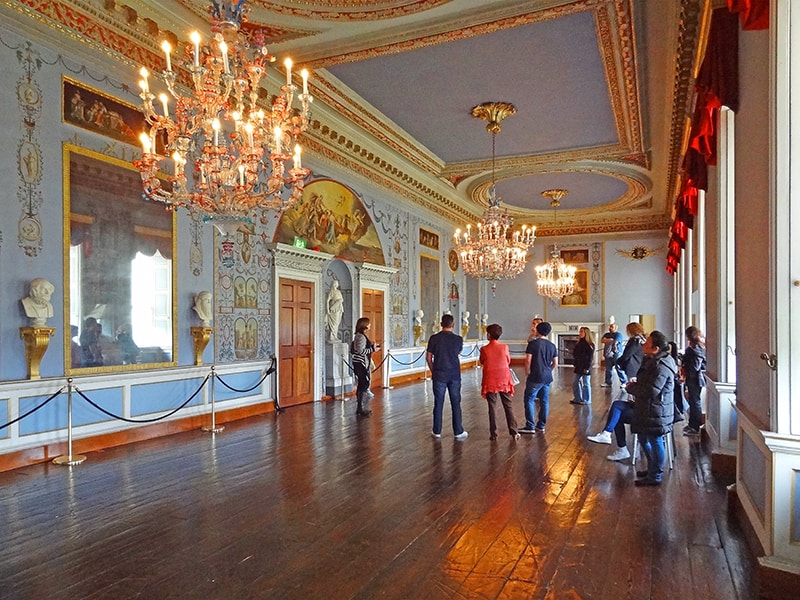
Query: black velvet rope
[
  {"left": 386, "top": 351, "right": 426, "bottom": 367},
  {"left": 0, "top": 387, "right": 65, "bottom": 431},
  {"left": 74, "top": 375, "right": 209, "bottom": 424},
  {"left": 215, "top": 357, "right": 277, "bottom": 393}
]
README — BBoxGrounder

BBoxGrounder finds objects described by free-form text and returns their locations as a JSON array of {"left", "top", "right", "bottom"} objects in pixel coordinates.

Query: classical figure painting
[
  {"left": 560, "top": 248, "right": 589, "bottom": 264},
  {"left": 234, "top": 317, "right": 258, "bottom": 360},
  {"left": 274, "top": 178, "right": 385, "bottom": 264},
  {"left": 561, "top": 269, "right": 590, "bottom": 307},
  {"left": 62, "top": 77, "right": 144, "bottom": 146}
]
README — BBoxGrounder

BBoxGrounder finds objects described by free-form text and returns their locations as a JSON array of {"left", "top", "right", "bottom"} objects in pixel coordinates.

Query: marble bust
[
  {"left": 193, "top": 291, "right": 213, "bottom": 326},
  {"left": 21, "top": 277, "right": 55, "bottom": 327}
]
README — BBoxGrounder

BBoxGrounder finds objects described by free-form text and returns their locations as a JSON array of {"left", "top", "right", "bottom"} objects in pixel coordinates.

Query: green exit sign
[{"left": 293, "top": 236, "right": 307, "bottom": 249}]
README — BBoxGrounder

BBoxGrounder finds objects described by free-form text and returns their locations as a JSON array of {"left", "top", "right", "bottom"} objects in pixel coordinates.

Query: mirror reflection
[{"left": 65, "top": 144, "right": 176, "bottom": 372}]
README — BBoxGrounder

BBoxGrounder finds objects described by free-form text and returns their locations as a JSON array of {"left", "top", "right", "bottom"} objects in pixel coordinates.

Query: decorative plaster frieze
[
  {"left": 267, "top": 242, "right": 333, "bottom": 272},
  {"left": 356, "top": 262, "right": 397, "bottom": 286}
]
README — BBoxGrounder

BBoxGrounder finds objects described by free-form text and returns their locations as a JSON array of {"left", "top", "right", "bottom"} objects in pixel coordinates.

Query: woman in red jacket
[{"left": 479, "top": 323, "right": 520, "bottom": 440}]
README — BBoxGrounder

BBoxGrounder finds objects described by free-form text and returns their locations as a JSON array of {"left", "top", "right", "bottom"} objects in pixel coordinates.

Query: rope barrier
[
  {"left": 215, "top": 357, "right": 277, "bottom": 393},
  {"left": 386, "top": 350, "right": 426, "bottom": 367},
  {"left": 459, "top": 344, "right": 481, "bottom": 358},
  {"left": 0, "top": 386, "right": 65, "bottom": 431},
  {"left": 74, "top": 375, "right": 210, "bottom": 424}
]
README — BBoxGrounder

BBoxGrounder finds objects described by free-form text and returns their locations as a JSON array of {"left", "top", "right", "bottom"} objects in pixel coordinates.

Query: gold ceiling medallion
[
  {"left": 617, "top": 245, "right": 661, "bottom": 260},
  {"left": 470, "top": 101, "right": 517, "bottom": 134}
]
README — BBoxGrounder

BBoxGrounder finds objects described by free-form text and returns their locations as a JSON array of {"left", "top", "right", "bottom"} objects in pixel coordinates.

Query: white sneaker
[
  {"left": 587, "top": 431, "right": 612, "bottom": 444},
  {"left": 365, "top": 390, "right": 375, "bottom": 400},
  {"left": 606, "top": 446, "right": 631, "bottom": 461},
  {"left": 454, "top": 430, "right": 469, "bottom": 440}
]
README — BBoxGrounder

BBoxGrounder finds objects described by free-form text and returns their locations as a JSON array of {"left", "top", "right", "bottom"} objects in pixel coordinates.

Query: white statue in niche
[
  {"left": 414, "top": 309, "right": 424, "bottom": 328},
  {"left": 193, "top": 290, "right": 213, "bottom": 326},
  {"left": 325, "top": 280, "right": 344, "bottom": 342},
  {"left": 21, "top": 278, "right": 55, "bottom": 327}
]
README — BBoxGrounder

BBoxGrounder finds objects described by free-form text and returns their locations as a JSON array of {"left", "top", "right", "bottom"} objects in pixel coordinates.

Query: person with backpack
[
  {"left": 600, "top": 320, "right": 626, "bottom": 387},
  {"left": 681, "top": 326, "right": 707, "bottom": 436}
]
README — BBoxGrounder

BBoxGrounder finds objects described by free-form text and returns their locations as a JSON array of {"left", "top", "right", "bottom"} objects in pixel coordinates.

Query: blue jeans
[
  {"left": 604, "top": 400, "right": 634, "bottom": 447},
  {"left": 640, "top": 434, "right": 665, "bottom": 482},
  {"left": 523, "top": 380, "right": 550, "bottom": 429},
  {"left": 572, "top": 373, "right": 591, "bottom": 403},
  {"left": 432, "top": 378, "right": 464, "bottom": 435},
  {"left": 604, "top": 356, "right": 627, "bottom": 385}
]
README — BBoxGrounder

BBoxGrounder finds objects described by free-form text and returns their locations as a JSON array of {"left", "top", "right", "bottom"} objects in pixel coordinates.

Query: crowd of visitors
[{"left": 352, "top": 312, "right": 706, "bottom": 487}]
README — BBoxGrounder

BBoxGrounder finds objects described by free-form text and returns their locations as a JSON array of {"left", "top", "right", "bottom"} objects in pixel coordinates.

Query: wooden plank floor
[{"left": 0, "top": 367, "right": 757, "bottom": 599}]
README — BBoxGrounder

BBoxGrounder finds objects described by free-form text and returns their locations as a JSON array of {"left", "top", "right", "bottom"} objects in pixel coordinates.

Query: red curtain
[
  {"left": 666, "top": 7, "right": 742, "bottom": 273},
  {"left": 727, "top": 0, "right": 769, "bottom": 30}
]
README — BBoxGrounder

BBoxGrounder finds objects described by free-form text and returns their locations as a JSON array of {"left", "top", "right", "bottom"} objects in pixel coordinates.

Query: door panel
[
  {"left": 361, "top": 289, "right": 384, "bottom": 390},
  {"left": 279, "top": 278, "right": 314, "bottom": 407}
]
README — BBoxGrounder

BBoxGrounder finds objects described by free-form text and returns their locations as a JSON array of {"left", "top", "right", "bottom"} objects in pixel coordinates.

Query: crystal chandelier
[
  {"left": 133, "top": 0, "right": 312, "bottom": 232},
  {"left": 535, "top": 189, "right": 577, "bottom": 298},
  {"left": 454, "top": 102, "right": 536, "bottom": 292}
]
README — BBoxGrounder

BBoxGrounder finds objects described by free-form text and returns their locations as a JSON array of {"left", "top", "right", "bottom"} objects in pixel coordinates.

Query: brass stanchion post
[
  {"left": 202, "top": 366, "right": 224, "bottom": 433},
  {"left": 53, "top": 378, "right": 86, "bottom": 465}
]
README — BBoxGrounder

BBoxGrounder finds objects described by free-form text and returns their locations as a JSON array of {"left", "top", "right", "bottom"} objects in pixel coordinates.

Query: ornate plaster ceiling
[{"left": 1, "top": 0, "right": 706, "bottom": 236}]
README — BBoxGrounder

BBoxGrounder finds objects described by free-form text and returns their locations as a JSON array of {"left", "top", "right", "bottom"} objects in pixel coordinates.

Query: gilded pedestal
[
  {"left": 191, "top": 326, "right": 214, "bottom": 366},
  {"left": 413, "top": 325, "right": 424, "bottom": 346},
  {"left": 19, "top": 326, "right": 55, "bottom": 380},
  {"left": 461, "top": 326, "right": 469, "bottom": 339}
]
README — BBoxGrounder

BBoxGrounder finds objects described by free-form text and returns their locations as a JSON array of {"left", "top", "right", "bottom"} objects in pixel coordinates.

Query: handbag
[{"left": 509, "top": 368, "right": 520, "bottom": 385}]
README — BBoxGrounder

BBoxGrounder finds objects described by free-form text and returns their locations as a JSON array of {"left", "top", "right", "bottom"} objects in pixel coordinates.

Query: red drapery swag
[
  {"left": 727, "top": 0, "right": 769, "bottom": 30},
  {"left": 666, "top": 8, "right": 743, "bottom": 274}
]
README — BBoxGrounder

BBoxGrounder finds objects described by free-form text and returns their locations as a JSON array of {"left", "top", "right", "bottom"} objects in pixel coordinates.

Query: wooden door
[
  {"left": 278, "top": 278, "right": 314, "bottom": 407},
  {"left": 361, "top": 289, "right": 384, "bottom": 390}
]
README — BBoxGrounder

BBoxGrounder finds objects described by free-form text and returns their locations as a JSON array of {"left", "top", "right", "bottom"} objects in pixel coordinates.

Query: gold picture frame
[
  {"left": 63, "top": 144, "right": 177, "bottom": 373},
  {"left": 561, "top": 269, "right": 589, "bottom": 307}
]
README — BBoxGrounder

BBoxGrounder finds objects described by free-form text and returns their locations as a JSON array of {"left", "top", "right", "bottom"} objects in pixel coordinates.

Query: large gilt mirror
[
  {"left": 419, "top": 254, "right": 440, "bottom": 335},
  {"left": 64, "top": 144, "right": 176, "bottom": 373}
]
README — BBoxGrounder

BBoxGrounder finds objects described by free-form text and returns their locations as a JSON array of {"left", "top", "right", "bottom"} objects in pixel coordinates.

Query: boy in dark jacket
[{"left": 627, "top": 330, "right": 677, "bottom": 486}]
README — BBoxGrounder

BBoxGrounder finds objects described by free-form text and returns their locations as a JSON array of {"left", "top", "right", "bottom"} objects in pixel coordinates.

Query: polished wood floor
[{"left": 0, "top": 367, "right": 757, "bottom": 599}]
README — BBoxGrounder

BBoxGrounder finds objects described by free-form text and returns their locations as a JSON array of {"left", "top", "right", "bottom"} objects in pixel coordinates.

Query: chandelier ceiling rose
[
  {"left": 132, "top": 0, "right": 313, "bottom": 231},
  {"left": 471, "top": 101, "right": 517, "bottom": 134}
]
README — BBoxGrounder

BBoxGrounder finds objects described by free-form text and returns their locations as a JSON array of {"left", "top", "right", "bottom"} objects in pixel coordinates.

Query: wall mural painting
[
  {"left": 234, "top": 316, "right": 259, "bottom": 360},
  {"left": 17, "top": 42, "right": 45, "bottom": 257},
  {"left": 215, "top": 222, "right": 272, "bottom": 363},
  {"left": 274, "top": 178, "right": 385, "bottom": 265}
]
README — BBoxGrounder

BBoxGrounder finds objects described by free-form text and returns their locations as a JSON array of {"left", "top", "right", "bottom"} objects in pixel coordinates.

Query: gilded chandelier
[
  {"left": 133, "top": 0, "right": 312, "bottom": 230},
  {"left": 454, "top": 102, "right": 536, "bottom": 291},
  {"left": 535, "top": 189, "right": 577, "bottom": 298}
]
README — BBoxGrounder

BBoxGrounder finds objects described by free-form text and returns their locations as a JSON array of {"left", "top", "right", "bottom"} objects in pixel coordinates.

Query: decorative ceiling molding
[
  {"left": 666, "top": 0, "right": 707, "bottom": 202},
  {"left": 307, "top": 0, "right": 606, "bottom": 69},
  {"left": 303, "top": 123, "right": 478, "bottom": 223},
  {"left": 247, "top": 0, "right": 452, "bottom": 22}
]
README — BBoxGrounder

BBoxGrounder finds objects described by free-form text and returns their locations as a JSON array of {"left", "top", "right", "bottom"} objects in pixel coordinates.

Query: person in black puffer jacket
[{"left": 627, "top": 330, "right": 677, "bottom": 486}]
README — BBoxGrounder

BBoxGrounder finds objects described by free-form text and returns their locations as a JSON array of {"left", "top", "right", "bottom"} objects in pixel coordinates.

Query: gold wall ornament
[
  {"left": 20, "top": 326, "right": 55, "bottom": 380},
  {"left": 616, "top": 245, "right": 661, "bottom": 260},
  {"left": 191, "top": 326, "right": 214, "bottom": 366}
]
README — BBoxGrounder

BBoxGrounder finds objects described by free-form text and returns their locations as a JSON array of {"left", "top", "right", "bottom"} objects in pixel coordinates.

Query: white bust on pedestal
[
  {"left": 21, "top": 278, "right": 55, "bottom": 327},
  {"left": 193, "top": 290, "right": 213, "bottom": 326}
]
